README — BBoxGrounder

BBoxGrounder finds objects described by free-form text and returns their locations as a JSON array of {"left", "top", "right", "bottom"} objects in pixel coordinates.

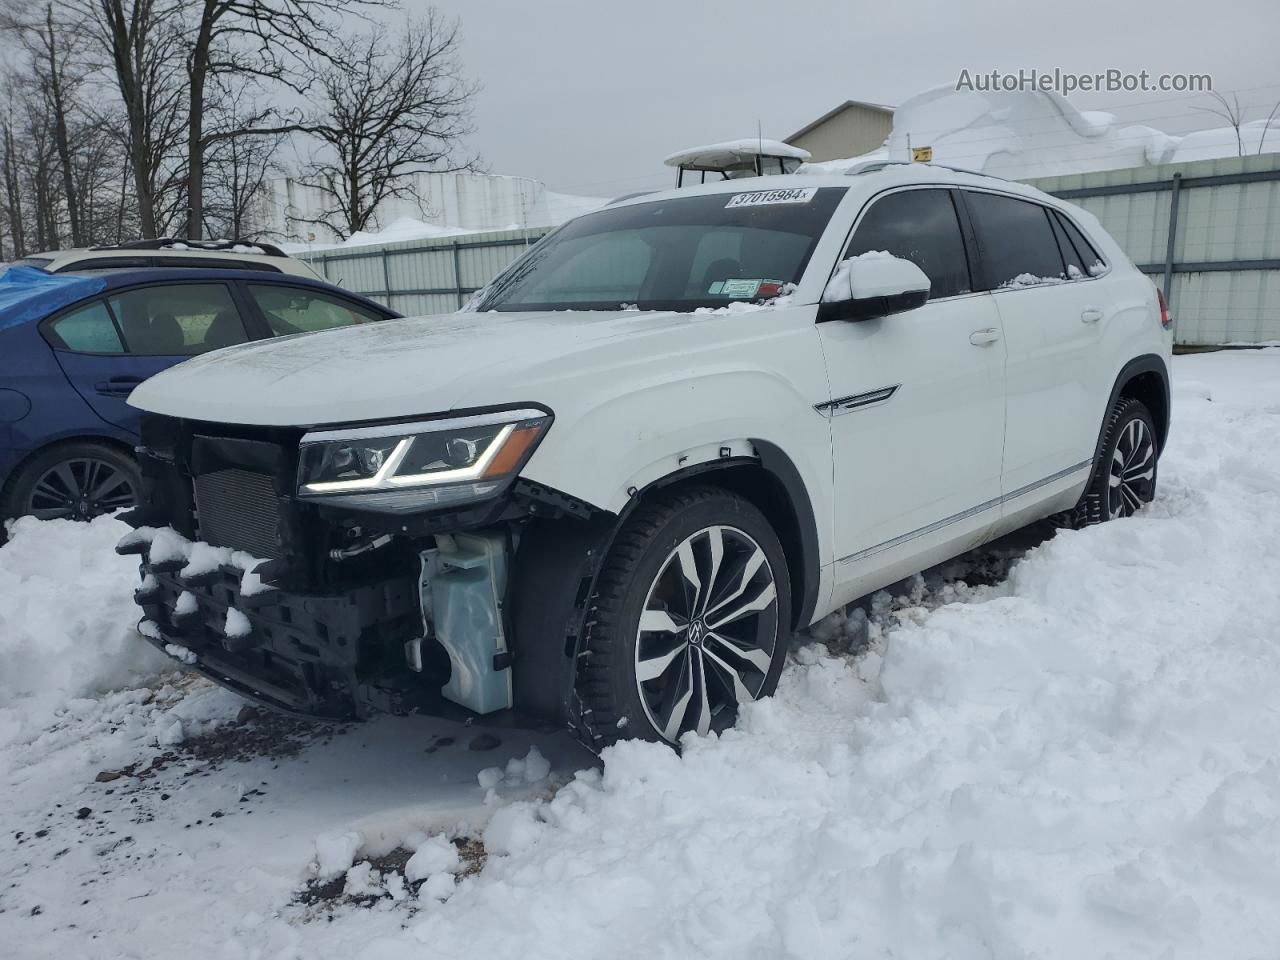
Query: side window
[
  {"left": 844, "top": 189, "right": 972, "bottom": 299},
  {"left": 965, "top": 192, "right": 1067, "bottom": 288},
  {"left": 248, "top": 284, "right": 384, "bottom": 336},
  {"left": 107, "top": 283, "right": 248, "bottom": 355},
  {"left": 1048, "top": 213, "right": 1086, "bottom": 278},
  {"left": 1055, "top": 211, "right": 1106, "bottom": 275},
  {"left": 49, "top": 300, "right": 125, "bottom": 353}
]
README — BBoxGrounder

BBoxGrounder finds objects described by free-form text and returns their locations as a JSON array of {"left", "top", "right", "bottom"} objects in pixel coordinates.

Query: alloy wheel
[
  {"left": 1107, "top": 418, "right": 1155, "bottom": 518},
  {"left": 634, "top": 524, "right": 779, "bottom": 742},
  {"left": 25, "top": 458, "right": 137, "bottom": 521}
]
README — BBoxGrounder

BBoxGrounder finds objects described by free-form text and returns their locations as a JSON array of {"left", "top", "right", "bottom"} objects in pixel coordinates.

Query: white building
[{"left": 251, "top": 171, "right": 605, "bottom": 249}]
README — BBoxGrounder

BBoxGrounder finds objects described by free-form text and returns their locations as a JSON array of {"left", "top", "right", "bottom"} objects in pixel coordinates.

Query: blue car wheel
[{"left": 2, "top": 441, "right": 140, "bottom": 521}]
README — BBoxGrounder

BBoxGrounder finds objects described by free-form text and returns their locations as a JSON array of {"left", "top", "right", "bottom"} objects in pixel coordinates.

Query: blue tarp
[{"left": 0, "top": 265, "right": 105, "bottom": 333}]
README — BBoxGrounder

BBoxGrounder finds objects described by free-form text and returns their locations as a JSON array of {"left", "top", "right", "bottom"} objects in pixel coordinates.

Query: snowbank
[
  {"left": 353, "top": 350, "right": 1280, "bottom": 960},
  {"left": 803, "top": 85, "right": 1271, "bottom": 180},
  {"left": 3, "top": 352, "right": 1280, "bottom": 958},
  {"left": 0, "top": 515, "right": 168, "bottom": 740},
  {"left": 268, "top": 172, "right": 606, "bottom": 251}
]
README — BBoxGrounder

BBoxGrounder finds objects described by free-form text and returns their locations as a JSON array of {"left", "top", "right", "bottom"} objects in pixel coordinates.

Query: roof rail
[
  {"left": 87, "top": 237, "right": 290, "bottom": 257},
  {"left": 847, "top": 161, "right": 1008, "bottom": 181}
]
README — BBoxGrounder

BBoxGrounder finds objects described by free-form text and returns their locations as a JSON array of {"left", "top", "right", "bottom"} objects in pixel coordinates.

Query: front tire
[
  {"left": 576, "top": 486, "right": 791, "bottom": 749},
  {"left": 1073, "top": 397, "right": 1159, "bottom": 526}
]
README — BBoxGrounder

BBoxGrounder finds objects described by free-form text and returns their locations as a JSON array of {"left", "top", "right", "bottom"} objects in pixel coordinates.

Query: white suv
[{"left": 118, "top": 164, "right": 1173, "bottom": 748}]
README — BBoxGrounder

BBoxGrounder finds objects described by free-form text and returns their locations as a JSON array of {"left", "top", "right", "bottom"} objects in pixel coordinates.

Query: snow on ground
[{"left": 3, "top": 349, "right": 1280, "bottom": 958}]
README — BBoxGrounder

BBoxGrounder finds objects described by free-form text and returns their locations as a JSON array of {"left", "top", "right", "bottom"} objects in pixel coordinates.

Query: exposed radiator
[{"left": 193, "top": 468, "right": 282, "bottom": 560}]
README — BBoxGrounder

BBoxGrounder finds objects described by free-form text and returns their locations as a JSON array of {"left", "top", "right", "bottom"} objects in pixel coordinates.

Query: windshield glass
[{"left": 478, "top": 186, "right": 846, "bottom": 312}]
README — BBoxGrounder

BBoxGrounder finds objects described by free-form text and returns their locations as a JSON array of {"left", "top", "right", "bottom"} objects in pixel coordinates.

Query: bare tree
[
  {"left": 2, "top": 3, "right": 93, "bottom": 244},
  {"left": 90, "top": 0, "right": 189, "bottom": 238},
  {"left": 1, "top": 107, "right": 26, "bottom": 256},
  {"left": 1258, "top": 101, "right": 1280, "bottom": 156},
  {"left": 1195, "top": 91, "right": 1247, "bottom": 157},
  {"left": 179, "top": 0, "right": 390, "bottom": 240},
  {"left": 199, "top": 75, "right": 279, "bottom": 237},
  {"left": 298, "top": 12, "right": 475, "bottom": 239}
]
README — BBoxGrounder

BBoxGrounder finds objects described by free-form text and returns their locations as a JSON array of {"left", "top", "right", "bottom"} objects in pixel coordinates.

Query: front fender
[{"left": 520, "top": 366, "right": 834, "bottom": 567}]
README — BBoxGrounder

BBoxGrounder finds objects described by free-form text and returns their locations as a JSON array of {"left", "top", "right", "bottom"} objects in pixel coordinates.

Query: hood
[{"left": 128, "top": 309, "right": 729, "bottom": 426}]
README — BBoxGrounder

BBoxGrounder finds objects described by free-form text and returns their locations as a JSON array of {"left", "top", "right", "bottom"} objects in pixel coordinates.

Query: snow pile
[
  {"left": 1170, "top": 118, "right": 1280, "bottom": 163},
  {"left": 269, "top": 172, "right": 607, "bottom": 251},
  {"left": 0, "top": 515, "right": 168, "bottom": 739},
  {"left": 351, "top": 350, "right": 1280, "bottom": 960},
  {"left": 804, "top": 84, "right": 1273, "bottom": 180}
]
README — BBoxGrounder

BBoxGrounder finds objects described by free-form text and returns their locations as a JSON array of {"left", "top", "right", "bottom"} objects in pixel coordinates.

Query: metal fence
[
  {"left": 1028, "top": 153, "right": 1280, "bottom": 345},
  {"left": 300, "top": 154, "right": 1280, "bottom": 346},
  {"left": 298, "top": 227, "right": 551, "bottom": 317}
]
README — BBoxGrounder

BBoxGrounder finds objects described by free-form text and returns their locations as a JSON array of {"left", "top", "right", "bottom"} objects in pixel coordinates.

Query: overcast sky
[{"left": 417, "top": 0, "right": 1280, "bottom": 198}]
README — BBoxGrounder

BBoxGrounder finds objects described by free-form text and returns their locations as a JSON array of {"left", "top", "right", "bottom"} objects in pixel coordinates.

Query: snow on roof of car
[{"left": 663, "top": 139, "right": 812, "bottom": 169}]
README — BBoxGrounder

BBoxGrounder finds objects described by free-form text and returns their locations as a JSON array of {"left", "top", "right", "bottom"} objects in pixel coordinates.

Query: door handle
[
  {"left": 968, "top": 328, "right": 1001, "bottom": 346},
  {"left": 94, "top": 376, "right": 144, "bottom": 397},
  {"left": 1081, "top": 307, "right": 1103, "bottom": 323}
]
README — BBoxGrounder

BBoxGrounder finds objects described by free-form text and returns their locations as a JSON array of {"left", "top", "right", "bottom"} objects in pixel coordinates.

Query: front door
[{"left": 816, "top": 188, "right": 1006, "bottom": 602}]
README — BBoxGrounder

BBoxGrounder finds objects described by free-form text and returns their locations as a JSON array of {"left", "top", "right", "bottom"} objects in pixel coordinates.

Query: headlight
[{"left": 297, "top": 408, "right": 550, "bottom": 512}]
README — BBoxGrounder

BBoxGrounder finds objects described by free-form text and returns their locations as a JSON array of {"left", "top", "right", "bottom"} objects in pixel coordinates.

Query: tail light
[{"left": 1156, "top": 288, "right": 1172, "bottom": 329}]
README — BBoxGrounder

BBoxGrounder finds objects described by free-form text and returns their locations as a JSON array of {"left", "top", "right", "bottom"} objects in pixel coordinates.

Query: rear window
[
  {"left": 1055, "top": 211, "right": 1106, "bottom": 275},
  {"left": 965, "top": 192, "right": 1066, "bottom": 288},
  {"left": 48, "top": 300, "right": 125, "bottom": 353}
]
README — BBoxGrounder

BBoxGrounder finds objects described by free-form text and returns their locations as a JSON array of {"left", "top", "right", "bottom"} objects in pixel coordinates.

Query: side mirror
[{"left": 818, "top": 253, "right": 931, "bottom": 322}]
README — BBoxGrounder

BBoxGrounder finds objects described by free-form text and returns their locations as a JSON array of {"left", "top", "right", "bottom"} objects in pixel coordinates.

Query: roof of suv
[
  {"left": 608, "top": 163, "right": 1059, "bottom": 211},
  {"left": 15, "top": 239, "right": 321, "bottom": 280}
]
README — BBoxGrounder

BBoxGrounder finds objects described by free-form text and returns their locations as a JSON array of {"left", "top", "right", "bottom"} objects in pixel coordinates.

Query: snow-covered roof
[
  {"left": 797, "top": 85, "right": 1280, "bottom": 181},
  {"left": 663, "top": 139, "right": 811, "bottom": 170}
]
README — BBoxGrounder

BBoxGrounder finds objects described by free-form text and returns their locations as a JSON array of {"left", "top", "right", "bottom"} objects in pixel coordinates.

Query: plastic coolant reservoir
[{"left": 421, "top": 531, "right": 512, "bottom": 714}]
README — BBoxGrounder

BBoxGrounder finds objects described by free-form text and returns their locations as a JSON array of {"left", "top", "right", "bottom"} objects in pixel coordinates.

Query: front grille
[{"left": 194, "top": 468, "right": 282, "bottom": 559}]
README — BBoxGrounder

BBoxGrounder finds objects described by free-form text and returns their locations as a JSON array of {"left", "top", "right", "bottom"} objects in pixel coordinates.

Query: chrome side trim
[
  {"left": 815, "top": 384, "right": 901, "bottom": 418},
  {"left": 836, "top": 459, "right": 1093, "bottom": 565}
]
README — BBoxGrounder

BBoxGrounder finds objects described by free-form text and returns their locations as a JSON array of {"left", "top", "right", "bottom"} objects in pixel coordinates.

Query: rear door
[
  {"left": 46, "top": 282, "right": 252, "bottom": 433},
  {"left": 964, "top": 191, "right": 1108, "bottom": 495},
  {"left": 818, "top": 187, "right": 1006, "bottom": 597}
]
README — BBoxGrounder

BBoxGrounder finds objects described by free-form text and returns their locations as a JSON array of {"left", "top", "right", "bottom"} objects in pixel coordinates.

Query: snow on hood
[{"left": 128, "top": 309, "right": 720, "bottom": 426}]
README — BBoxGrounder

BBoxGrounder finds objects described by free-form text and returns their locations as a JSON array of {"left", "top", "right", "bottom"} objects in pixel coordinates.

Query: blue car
[{"left": 0, "top": 265, "right": 398, "bottom": 522}]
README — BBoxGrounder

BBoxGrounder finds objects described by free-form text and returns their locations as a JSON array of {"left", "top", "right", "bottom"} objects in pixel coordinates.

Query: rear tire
[
  {"left": 1071, "top": 397, "right": 1158, "bottom": 527},
  {"left": 576, "top": 486, "right": 791, "bottom": 749},
  {"left": 1, "top": 441, "right": 140, "bottom": 522}
]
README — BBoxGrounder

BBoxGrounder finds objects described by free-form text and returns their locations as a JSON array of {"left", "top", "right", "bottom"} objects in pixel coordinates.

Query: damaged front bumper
[{"left": 118, "top": 415, "right": 610, "bottom": 730}]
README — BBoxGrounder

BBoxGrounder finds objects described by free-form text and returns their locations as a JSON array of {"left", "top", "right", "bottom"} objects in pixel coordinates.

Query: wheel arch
[
  {"left": 507, "top": 444, "right": 821, "bottom": 730},
  {"left": 1097, "top": 354, "right": 1170, "bottom": 460},
  {"left": 1, "top": 433, "right": 138, "bottom": 505}
]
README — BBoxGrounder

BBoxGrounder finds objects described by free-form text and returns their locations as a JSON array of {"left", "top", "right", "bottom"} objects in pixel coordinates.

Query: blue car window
[
  {"left": 50, "top": 300, "right": 125, "bottom": 353},
  {"left": 248, "top": 284, "right": 383, "bottom": 336},
  {"left": 107, "top": 283, "right": 248, "bottom": 355}
]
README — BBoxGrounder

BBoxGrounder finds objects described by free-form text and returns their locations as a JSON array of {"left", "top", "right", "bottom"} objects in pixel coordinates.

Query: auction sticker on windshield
[{"left": 725, "top": 187, "right": 818, "bottom": 208}]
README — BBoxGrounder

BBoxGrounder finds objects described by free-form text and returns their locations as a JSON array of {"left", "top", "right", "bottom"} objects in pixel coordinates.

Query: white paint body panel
[{"left": 130, "top": 167, "right": 1172, "bottom": 626}]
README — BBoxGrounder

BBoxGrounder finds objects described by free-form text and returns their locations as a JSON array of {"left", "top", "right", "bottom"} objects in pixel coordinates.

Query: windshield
[{"left": 478, "top": 186, "right": 846, "bottom": 312}]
